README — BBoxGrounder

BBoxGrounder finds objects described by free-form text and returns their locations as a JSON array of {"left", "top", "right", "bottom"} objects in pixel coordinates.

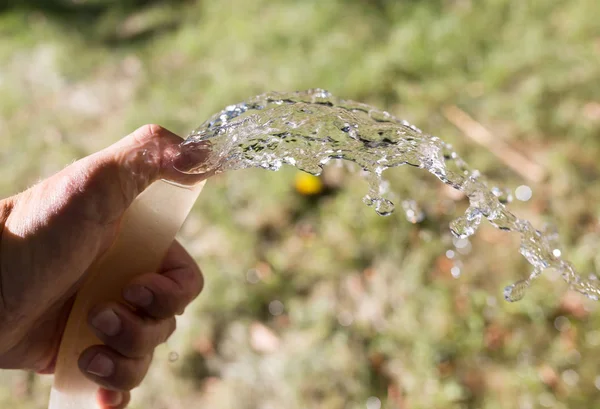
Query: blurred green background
[{"left": 2, "top": 0, "right": 600, "bottom": 408}]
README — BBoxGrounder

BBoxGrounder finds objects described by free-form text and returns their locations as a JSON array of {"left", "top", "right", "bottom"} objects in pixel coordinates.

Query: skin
[{"left": 0, "top": 125, "right": 208, "bottom": 409}]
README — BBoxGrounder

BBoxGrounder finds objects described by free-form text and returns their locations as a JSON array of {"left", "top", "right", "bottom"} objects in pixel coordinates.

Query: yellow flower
[{"left": 294, "top": 172, "right": 323, "bottom": 196}]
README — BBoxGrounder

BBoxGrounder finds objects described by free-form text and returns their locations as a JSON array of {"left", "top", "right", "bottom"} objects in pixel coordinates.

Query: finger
[
  {"left": 88, "top": 302, "right": 176, "bottom": 359},
  {"left": 122, "top": 240, "right": 203, "bottom": 319},
  {"left": 78, "top": 346, "right": 152, "bottom": 391},
  {"left": 97, "top": 389, "right": 131, "bottom": 409}
]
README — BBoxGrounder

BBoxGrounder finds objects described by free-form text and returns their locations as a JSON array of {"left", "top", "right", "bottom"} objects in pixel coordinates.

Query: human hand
[{"left": 0, "top": 125, "right": 206, "bottom": 408}]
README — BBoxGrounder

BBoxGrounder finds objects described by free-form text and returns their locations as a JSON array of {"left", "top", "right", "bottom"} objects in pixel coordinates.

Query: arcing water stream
[{"left": 176, "top": 89, "right": 600, "bottom": 302}]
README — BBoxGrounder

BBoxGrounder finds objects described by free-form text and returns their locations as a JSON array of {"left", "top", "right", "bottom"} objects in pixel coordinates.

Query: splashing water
[
  {"left": 168, "top": 351, "right": 179, "bottom": 363},
  {"left": 176, "top": 89, "right": 600, "bottom": 302}
]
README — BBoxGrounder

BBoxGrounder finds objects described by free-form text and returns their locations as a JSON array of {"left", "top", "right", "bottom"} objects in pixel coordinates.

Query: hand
[{"left": 0, "top": 125, "right": 207, "bottom": 408}]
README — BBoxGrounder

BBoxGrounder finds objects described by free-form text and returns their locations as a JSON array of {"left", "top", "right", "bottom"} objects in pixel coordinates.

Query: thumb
[
  {"left": 54, "top": 124, "right": 202, "bottom": 226},
  {"left": 77, "top": 124, "right": 200, "bottom": 221},
  {"left": 10, "top": 124, "right": 207, "bottom": 240}
]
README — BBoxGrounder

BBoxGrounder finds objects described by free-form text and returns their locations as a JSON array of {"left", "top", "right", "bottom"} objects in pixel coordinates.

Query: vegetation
[{"left": 1, "top": 1, "right": 600, "bottom": 408}]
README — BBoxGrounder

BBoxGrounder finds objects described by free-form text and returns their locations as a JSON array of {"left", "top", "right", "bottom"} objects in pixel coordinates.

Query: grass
[{"left": 2, "top": 0, "right": 600, "bottom": 408}]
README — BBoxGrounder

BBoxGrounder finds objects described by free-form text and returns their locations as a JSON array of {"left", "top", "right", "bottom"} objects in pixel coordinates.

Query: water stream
[{"left": 176, "top": 89, "right": 600, "bottom": 302}]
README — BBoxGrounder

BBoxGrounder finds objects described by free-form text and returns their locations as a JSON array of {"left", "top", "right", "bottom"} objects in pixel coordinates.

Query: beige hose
[{"left": 48, "top": 179, "right": 205, "bottom": 409}]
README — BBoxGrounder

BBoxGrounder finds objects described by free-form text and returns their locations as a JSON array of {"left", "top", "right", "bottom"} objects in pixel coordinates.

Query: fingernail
[
  {"left": 86, "top": 353, "right": 114, "bottom": 378},
  {"left": 91, "top": 309, "right": 121, "bottom": 337},
  {"left": 123, "top": 285, "right": 153, "bottom": 307}
]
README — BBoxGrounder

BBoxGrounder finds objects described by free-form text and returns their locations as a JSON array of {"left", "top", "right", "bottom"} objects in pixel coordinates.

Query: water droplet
[
  {"left": 168, "top": 352, "right": 179, "bottom": 362},
  {"left": 446, "top": 250, "right": 455, "bottom": 259},
  {"left": 375, "top": 198, "right": 395, "bottom": 216},
  {"left": 561, "top": 369, "right": 579, "bottom": 386},
  {"left": 449, "top": 212, "right": 481, "bottom": 239},
  {"left": 246, "top": 269, "right": 260, "bottom": 284},
  {"left": 554, "top": 316, "right": 570, "bottom": 332},
  {"left": 552, "top": 249, "right": 562, "bottom": 258},
  {"left": 401, "top": 200, "right": 425, "bottom": 223},
  {"left": 268, "top": 300, "right": 284, "bottom": 316},
  {"left": 453, "top": 237, "right": 470, "bottom": 249},
  {"left": 515, "top": 185, "right": 533, "bottom": 201},
  {"left": 504, "top": 279, "right": 530, "bottom": 302},
  {"left": 362, "top": 195, "right": 375, "bottom": 207},
  {"left": 337, "top": 311, "right": 354, "bottom": 327},
  {"left": 492, "top": 186, "right": 513, "bottom": 204},
  {"left": 451, "top": 266, "right": 461, "bottom": 278},
  {"left": 456, "top": 240, "right": 472, "bottom": 255},
  {"left": 366, "top": 397, "right": 381, "bottom": 409}
]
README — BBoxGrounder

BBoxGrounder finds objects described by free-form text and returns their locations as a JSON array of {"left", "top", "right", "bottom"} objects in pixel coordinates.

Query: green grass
[{"left": 2, "top": 0, "right": 600, "bottom": 408}]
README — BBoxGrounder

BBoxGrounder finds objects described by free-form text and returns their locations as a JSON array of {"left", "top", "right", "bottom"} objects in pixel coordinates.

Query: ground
[{"left": 1, "top": 1, "right": 600, "bottom": 408}]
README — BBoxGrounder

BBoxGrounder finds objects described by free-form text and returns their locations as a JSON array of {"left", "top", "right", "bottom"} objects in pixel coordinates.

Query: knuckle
[
  {"left": 114, "top": 372, "right": 143, "bottom": 391},
  {"left": 134, "top": 124, "right": 167, "bottom": 143},
  {"left": 114, "top": 357, "right": 149, "bottom": 391},
  {"left": 126, "top": 124, "right": 179, "bottom": 186},
  {"left": 100, "top": 306, "right": 151, "bottom": 357},
  {"left": 123, "top": 322, "right": 153, "bottom": 357},
  {"left": 122, "top": 336, "right": 145, "bottom": 358},
  {"left": 124, "top": 317, "right": 174, "bottom": 357},
  {"left": 182, "top": 265, "right": 204, "bottom": 299},
  {"left": 125, "top": 373, "right": 145, "bottom": 390},
  {"left": 160, "top": 290, "right": 182, "bottom": 317}
]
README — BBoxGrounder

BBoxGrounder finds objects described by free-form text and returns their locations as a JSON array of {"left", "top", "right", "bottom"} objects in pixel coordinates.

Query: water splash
[
  {"left": 177, "top": 89, "right": 600, "bottom": 302},
  {"left": 168, "top": 351, "right": 179, "bottom": 363},
  {"left": 401, "top": 200, "right": 425, "bottom": 224}
]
